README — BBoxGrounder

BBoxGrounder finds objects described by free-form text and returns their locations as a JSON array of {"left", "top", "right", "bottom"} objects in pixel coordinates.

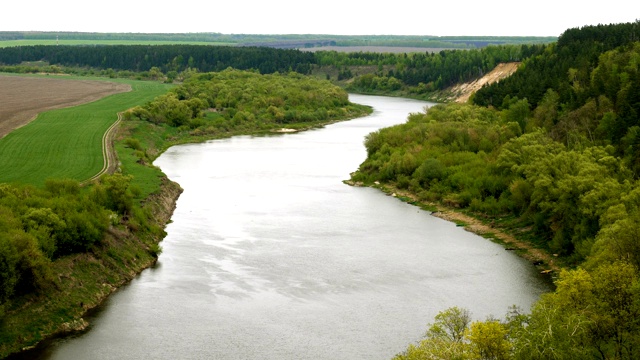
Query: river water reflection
[{"left": 39, "top": 94, "right": 551, "bottom": 359}]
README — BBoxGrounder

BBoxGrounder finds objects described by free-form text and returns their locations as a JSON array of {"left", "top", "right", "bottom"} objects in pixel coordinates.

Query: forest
[
  {"left": 0, "top": 175, "right": 152, "bottom": 308},
  {"left": 349, "top": 21, "right": 640, "bottom": 359},
  {"left": 0, "top": 45, "right": 316, "bottom": 75}
]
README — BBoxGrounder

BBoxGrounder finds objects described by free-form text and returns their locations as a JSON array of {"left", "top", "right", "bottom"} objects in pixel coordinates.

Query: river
[{"left": 33, "top": 94, "right": 551, "bottom": 359}]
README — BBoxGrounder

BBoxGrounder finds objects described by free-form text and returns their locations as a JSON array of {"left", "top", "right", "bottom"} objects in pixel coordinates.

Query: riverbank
[
  {"left": 344, "top": 180, "right": 560, "bottom": 274},
  {"left": 0, "top": 177, "right": 182, "bottom": 358}
]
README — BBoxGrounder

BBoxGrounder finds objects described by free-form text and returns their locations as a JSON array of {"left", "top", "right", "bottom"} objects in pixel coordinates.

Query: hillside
[{"left": 450, "top": 62, "right": 520, "bottom": 103}]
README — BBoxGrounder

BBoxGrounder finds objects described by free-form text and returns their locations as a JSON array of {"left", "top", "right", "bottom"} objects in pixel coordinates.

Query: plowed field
[{"left": 0, "top": 75, "right": 130, "bottom": 138}]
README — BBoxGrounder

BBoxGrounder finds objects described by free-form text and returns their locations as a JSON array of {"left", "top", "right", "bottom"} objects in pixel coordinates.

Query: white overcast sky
[{"left": 3, "top": 1, "right": 639, "bottom": 37}]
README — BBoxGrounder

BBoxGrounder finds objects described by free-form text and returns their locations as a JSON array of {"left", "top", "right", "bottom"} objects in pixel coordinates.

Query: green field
[
  {"left": 0, "top": 40, "right": 234, "bottom": 48},
  {"left": 0, "top": 78, "right": 173, "bottom": 186}
]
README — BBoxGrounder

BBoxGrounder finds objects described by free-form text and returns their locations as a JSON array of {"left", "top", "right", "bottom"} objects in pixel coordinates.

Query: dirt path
[
  {"left": 0, "top": 75, "right": 130, "bottom": 138},
  {"left": 82, "top": 112, "right": 123, "bottom": 185}
]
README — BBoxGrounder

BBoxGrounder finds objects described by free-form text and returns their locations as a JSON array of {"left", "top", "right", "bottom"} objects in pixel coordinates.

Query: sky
[{"left": 3, "top": 1, "right": 639, "bottom": 37}]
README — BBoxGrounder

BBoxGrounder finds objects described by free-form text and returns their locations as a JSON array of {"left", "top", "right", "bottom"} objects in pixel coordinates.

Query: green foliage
[
  {"left": 134, "top": 69, "right": 370, "bottom": 133},
  {"left": 340, "top": 44, "right": 546, "bottom": 93},
  {"left": 509, "top": 263, "right": 640, "bottom": 360},
  {"left": 473, "top": 22, "right": 640, "bottom": 156},
  {"left": 394, "top": 307, "right": 512, "bottom": 360},
  {"left": 427, "top": 306, "right": 472, "bottom": 343},
  {"left": 0, "top": 178, "right": 120, "bottom": 312},
  {"left": 398, "top": 263, "right": 640, "bottom": 360},
  {"left": 93, "top": 174, "right": 136, "bottom": 215},
  {"left": 353, "top": 103, "right": 518, "bottom": 214},
  {"left": 0, "top": 45, "right": 316, "bottom": 75},
  {"left": 466, "top": 320, "right": 511, "bottom": 360}
]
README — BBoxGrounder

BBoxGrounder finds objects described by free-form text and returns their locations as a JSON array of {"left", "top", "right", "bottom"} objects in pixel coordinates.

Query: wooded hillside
[{"left": 353, "top": 21, "right": 640, "bottom": 359}]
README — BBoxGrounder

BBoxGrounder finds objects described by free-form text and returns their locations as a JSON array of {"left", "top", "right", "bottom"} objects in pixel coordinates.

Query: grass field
[
  {"left": 0, "top": 78, "right": 173, "bottom": 186},
  {"left": 0, "top": 40, "right": 234, "bottom": 47}
]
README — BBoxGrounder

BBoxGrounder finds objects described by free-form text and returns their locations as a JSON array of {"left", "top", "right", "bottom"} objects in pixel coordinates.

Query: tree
[
  {"left": 466, "top": 321, "right": 511, "bottom": 360},
  {"left": 394, "top": 307, "right": 474, "bottom": 360},
  {"left": 427, "top": 306, "right": 472, "bottom": 343}
]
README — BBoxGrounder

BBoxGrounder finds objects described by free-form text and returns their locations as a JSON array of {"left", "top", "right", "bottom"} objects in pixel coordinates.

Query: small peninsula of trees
[{"left": 127, "top": 68, "right": 370, "bottom": 133}]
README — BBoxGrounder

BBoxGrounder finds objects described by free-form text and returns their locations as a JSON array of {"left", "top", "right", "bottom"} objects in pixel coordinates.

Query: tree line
[{"left": 0, "top": 45, "right": 315, "bottom": 75}]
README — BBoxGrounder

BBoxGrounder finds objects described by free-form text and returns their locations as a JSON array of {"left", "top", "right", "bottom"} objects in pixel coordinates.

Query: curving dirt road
[{"left": 82, "top": 112, "right": 123, "bottom": 184}]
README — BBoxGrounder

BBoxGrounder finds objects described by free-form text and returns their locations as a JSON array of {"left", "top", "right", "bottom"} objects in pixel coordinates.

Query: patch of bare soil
[
  {"left": 0, "top": 75, "right": 131, "bottom": 138},
  {"left": 449, "top": 62, "right": 521, "bottom": 103}
]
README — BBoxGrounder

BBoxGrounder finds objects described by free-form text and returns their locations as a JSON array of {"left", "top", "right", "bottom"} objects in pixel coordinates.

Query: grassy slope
[{"left": 0, "top": 78, "right": 173, "bottom": 186}]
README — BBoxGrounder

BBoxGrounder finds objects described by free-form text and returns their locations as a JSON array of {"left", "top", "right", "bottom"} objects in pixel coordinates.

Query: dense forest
[
  {"left": 0, "top": 175, "right": 154, "bottom": 310},
  {"left": 349, "top": 21, "right": 640, "bottom": 359},
  {"left": 0, "top": 45, "right": 315, "bottom": 75}
]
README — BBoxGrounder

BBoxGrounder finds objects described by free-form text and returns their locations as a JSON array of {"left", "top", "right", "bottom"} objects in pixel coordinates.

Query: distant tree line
[
  {"left": 0, "top": 45, "right": 315, "bottom": 75},
  {"left": 0, "top": 40, "right": 551, "bottom": 95}
]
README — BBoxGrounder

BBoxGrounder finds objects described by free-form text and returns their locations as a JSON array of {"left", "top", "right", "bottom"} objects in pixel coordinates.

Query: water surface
[{"left": 38, "top": 94, "right": 551, "bottom": 359}]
